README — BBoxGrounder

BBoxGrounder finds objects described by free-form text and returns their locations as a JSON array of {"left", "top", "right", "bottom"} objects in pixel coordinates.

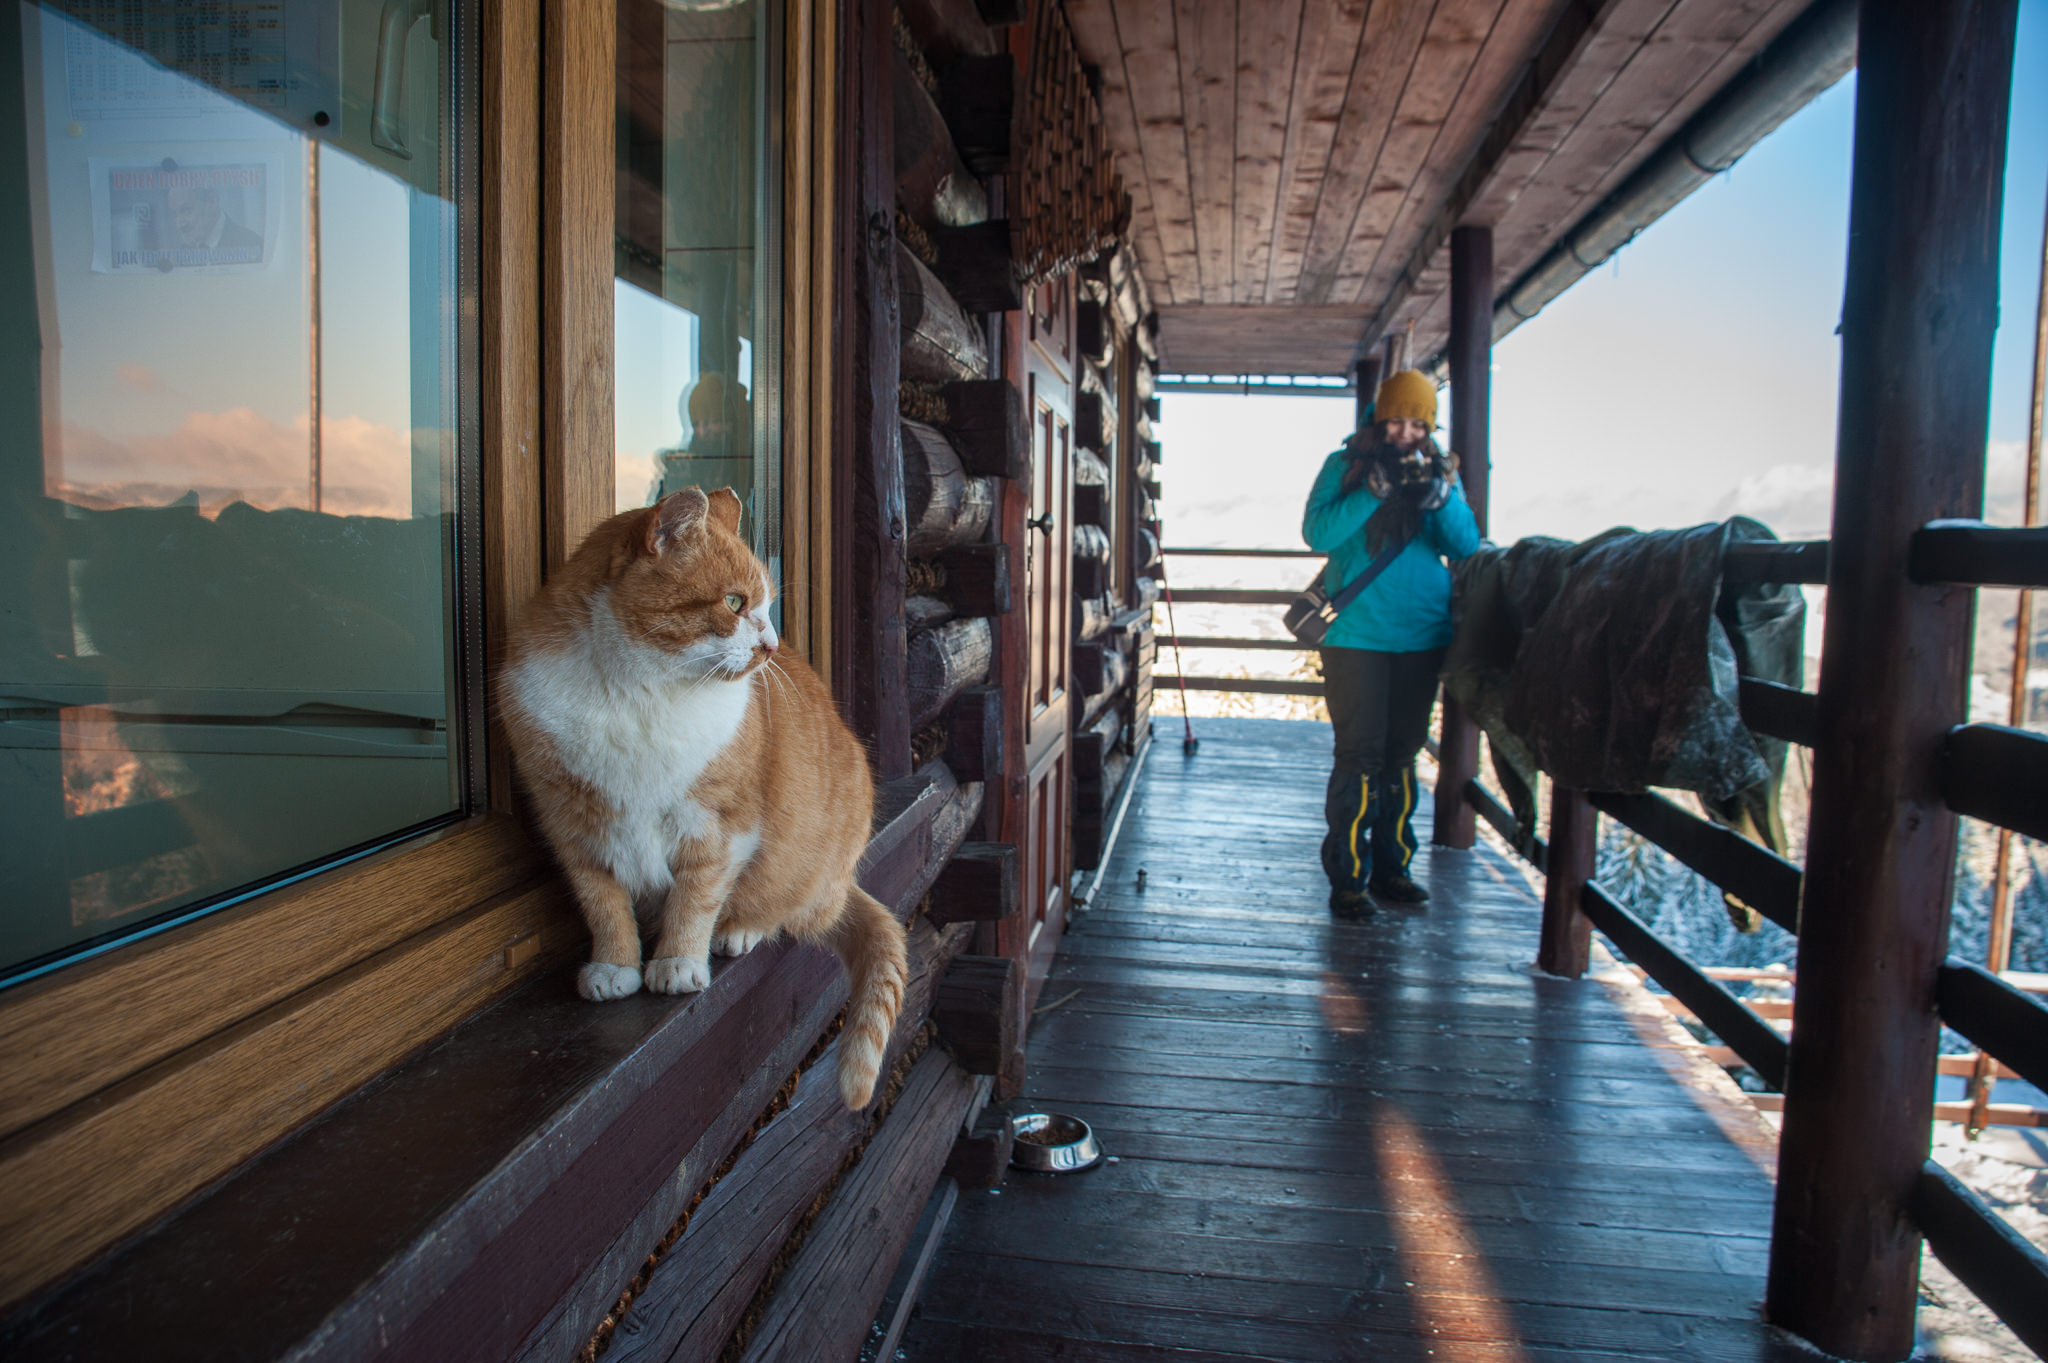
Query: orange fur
[{"left": 502, "top": 488, "right": 907, "bottom": 1108}]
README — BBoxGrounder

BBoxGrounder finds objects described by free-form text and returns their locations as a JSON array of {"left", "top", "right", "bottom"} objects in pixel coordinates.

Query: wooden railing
[
  {"left": 1153, "top": 547, "right": 1326, "bottom": 699},
  {"left": 1447, "top": 528, "right": 2048, "bottom": 1358}
]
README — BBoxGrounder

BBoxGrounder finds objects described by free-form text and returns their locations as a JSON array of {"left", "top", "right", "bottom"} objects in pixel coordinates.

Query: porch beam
[
  {"left": 1352, "top": 354, "right": 1381, "bottom": 432},
  {"left": 1765, "top": 2, "right": 2019, "bottom": 1358},
  {"left": 1433, "top": 225, "right": 1490, "bottom": 849},
  {"left": 848, "top": 0, "right": 911, "bottom": 778}
]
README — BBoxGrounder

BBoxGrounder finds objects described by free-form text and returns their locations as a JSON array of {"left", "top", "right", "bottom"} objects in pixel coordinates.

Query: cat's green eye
[{"left": 725, "top": 593, "right": 746, "bottom": 614}]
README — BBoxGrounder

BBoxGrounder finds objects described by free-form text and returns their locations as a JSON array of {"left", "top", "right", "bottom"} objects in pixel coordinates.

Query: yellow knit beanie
[{"left": 1373, "top": 369, "right": 1438, "bottom": 428}]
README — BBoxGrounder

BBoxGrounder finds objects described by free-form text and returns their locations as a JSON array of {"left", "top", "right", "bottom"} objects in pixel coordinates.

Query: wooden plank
[
  {"left": 1336, "top": 0, "right": 1558, "bottom": 311},
  {"left": 853, "top": 0, "right": 910, "bottom": 779},
  {"left": 1766, "top": 3, "right": 2021, "bottom": 1354},
  {"left": 1358, "top": 0, "right": 1609, "bottom": 351},
  {"left": 1165, "top": 587, "right": 1296, "bottom": 604},
  {"left": 1538, "top": 786, "right": 1594, "bottom": 977},
  {"left": 928, "top": 843, "right": 1022, "bottom": 926},
  {"left": 1262, "top": 0, "right": 1374, "bottom": 305},
  {"left": 599, "top": 915, "right": 975, "bottom": 1363},
  {"left": 1914, "top": 1162, "right": 2048, "bottom": 1359},
  {"left": 1152, "top": 303, "right": 1375, "bottom": 375},
  {"left": 0, "top": 881, "right": 584, "bottom": 1313},
  {"left": 1588, "top": 791, "right": 1801, "bottom": 935},
  {"left": 0, "top": 818, "right": 548, "bottom": 1144},
  {"left": 482, "top": 0, "right": 545, "bottom": 815},
  {"left": 1105, "top": 0, "right": 1201, "bottom": 302},
  {"left": 1288, "top": 0, "right": 1439, "bottom": 304},
  {"left": 1912, "top": 519, "right": 2048, "bottom": 588},
  {"left": 1064, "top": 0, "right": 1175, "bottom": 309},
  {"left": 1583, "top": 884, "right": 1788, "bottom": 1088},
  {"left": 737, "top": 1050, "right": 978, "bottom": 1362},
  {"left": 541, "top": 0, "right": 614, "bottom": 568},
  {"left": 1167, "top": 675, "right": 1322, "bottom": 697},
  {"left": 1937, "top": 961, "right": 2048, "bottom": 1098},
  {"left": 1434, "top": 223, "right": 1491, "bottom": 850},
  {"left": 1722, "top": 538, "right": 1829, "bottom": 585},
  {"left": 1172, "top": 0, "right": 1237, "bottom": 302},
  {"left": 1231, "top": 0, "right": 1304, "bottom": 305},
  {"left": 1738, "top": 676, "right": 1818, "bottom": 748}
]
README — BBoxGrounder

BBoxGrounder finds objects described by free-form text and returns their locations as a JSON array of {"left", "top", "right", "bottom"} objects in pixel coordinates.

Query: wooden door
[{"left": 1019, "top": 271, "right": 1075, "bottom": 999}]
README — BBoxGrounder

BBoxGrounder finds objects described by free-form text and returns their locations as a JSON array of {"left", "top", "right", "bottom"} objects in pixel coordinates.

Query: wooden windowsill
[{"left": 0, "top": 762, "right": 971, "bottom": 1363}]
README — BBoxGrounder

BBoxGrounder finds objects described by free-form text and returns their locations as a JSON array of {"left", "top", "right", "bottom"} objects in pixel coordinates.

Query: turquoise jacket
[{"left": 1300, "top": 446, "right": 1482, "bottom": 652}]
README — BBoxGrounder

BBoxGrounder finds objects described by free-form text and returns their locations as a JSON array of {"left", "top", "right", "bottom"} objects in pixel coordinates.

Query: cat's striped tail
[{"left": 826, "top": 887, "right": 909, "bottom": 1108}]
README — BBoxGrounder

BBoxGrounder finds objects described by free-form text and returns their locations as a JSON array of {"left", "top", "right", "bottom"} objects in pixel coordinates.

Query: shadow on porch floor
[{"left": 895, "top": 716, "right": 1813, "bottom": 1362}]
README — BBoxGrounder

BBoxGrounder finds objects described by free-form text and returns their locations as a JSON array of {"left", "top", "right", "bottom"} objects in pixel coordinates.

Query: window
[
  {"left": 1, "top": 0, "right": 480, "bottom": 987},
  {"left": 613, "top": 0, "right": 782, "bottom": 594}
]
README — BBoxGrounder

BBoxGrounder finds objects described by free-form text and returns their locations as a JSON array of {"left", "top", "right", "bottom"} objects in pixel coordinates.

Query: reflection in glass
[
  {"left": 0, "top": 1, "right": 473, "bottom": 983},
  {"left": 614, "top": 0, "right": 780, "bottom": 591}
]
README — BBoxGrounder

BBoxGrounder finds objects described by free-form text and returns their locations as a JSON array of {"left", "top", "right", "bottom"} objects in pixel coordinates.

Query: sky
[{"left": 1155, "top": 0, "right": 2048, "bottom": 558}]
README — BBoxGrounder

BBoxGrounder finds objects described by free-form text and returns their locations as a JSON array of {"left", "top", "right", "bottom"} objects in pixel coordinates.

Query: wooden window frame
[{"left": 0, "top": 0, "right": 835, "bottom": 1314}]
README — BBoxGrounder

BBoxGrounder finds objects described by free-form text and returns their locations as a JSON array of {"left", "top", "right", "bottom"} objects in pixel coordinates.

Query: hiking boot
[
  {"left": 1328, "top": 888, "right": 1370, "bottom": 920},
  {"left": 1369, "top": 874, "right": 1430, "bottom": 905}
]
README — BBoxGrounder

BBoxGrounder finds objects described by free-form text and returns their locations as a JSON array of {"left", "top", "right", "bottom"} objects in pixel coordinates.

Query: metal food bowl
[{"left": 1010, "top": 1112, "right": 1103, "bottom": 1173}]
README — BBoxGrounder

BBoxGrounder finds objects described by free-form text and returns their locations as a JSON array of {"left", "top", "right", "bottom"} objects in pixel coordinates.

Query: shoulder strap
[{"left": 1325, "top": 532, "right": 1415, "bottom": 614}]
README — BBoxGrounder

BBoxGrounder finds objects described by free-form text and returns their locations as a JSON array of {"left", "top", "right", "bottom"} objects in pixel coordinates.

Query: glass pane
[
  {"left": 1, "top": 0, "right": 475, "bottom": 985},
  {"left": 614, "top": 0, "right": 781, "bottom": 594}
]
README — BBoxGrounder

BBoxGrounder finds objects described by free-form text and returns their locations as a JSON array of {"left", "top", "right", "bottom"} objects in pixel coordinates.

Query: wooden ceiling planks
[
  {"left": 1333, "top": 0, "right": 1571, "bottom": 309},
  {"left": 1061, "top": 0, "right": 1822, "bottom": 373},
  {"left": 1315, "top": 0, "right": 1511, "bottom": 306},
  {"left": 1154, "top": 304, "right": 1376, "bottom": 374},
  {"left": 1230, "top": 0, "right": 1303, "bottom": 306},
  {"left": 1175, "top": 0, "right": 1240, "bottom": 303},
  {"left": 1260, "top": 0, "right": 1374, "bottom": 305},
  {"left": 1398, "top": 0, "right": 1800, "bottom": 360},
  {"left": 1289, "top": 0, "right": 1438, "bottom": 305},
  {"left": 1107, "top": 0, "right": 1203, "bottom": 302},
  {"left": 1064, "top": 0, "right": 1175, "bottom": 308}
]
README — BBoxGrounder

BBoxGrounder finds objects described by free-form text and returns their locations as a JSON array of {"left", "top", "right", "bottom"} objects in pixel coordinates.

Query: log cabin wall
[{"left": 0, "top": 2, "right": 1160, "bottom": 1359}]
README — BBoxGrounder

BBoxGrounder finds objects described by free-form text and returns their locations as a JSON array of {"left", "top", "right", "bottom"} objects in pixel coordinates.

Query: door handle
[{"left": 1028, "top": 513, "right": 1055, "bottom": 535}]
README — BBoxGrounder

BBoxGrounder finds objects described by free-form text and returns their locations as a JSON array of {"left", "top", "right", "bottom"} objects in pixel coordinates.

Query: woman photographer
[{"left": 1301, "top": 369, "right": 1479, "bottom": 917}]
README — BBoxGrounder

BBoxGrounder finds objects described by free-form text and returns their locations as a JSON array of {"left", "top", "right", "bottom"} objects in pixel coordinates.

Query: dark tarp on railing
[{"left": 1440, "top": 517, "right": 1804, "bottom": 921}]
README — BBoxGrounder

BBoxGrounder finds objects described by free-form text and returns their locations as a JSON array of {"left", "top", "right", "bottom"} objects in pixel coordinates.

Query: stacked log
[
  {"left": 894, "top": 48, "right": 988, "bottom": 232},
  {"left": 901, "top": 419, "right": 995, "bottom": 554},
  {"left": 898, "top": 244, "right": 989, "bottom": 384},
  {"left": 1072, "top": 523, "right": 1111, "bottom": 598},
  {"left": 908, "top": 617, "right": 993, "bottom": 730}
]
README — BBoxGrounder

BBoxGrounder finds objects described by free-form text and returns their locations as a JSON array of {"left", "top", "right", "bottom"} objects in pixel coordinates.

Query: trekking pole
[{"left": 1156, "top": 554, "right": 1199, "bottom": 755}]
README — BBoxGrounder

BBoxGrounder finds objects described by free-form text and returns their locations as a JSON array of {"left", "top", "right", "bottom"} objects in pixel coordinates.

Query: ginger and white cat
[{"left": 502, "top": 487, "right": 907, "bottom": 1108}]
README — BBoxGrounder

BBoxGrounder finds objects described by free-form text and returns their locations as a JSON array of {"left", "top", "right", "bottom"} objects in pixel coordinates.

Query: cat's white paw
[
  {"left": 578, "top": 961, "right": 643, "bottom": 1001},
  {"left": 644, "top": 955, "right": 714, "bottom": 994},
  {"left": 712, "top": 928, "right": 767, "bottom": 957}
]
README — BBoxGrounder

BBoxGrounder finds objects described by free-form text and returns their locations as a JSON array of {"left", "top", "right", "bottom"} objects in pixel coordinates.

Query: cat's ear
[
  {"left": 646, "top": 488, "right": 709, "bottom": 555},
  {"left": 707, "top": 487, "right": 743, "bottom": 534}
]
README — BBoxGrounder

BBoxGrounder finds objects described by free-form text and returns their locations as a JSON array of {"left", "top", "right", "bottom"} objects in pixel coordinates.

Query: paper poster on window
[{"left": 89, "top": 155, "right": 284, "bottom": 274}]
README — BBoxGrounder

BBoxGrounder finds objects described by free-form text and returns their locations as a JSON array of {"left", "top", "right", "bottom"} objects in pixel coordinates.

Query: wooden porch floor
[{"left": 897, "top": 717, "right": 1815, "bottom": 1362}]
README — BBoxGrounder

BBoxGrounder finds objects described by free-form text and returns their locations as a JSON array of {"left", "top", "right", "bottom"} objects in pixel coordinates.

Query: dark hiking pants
[{"left": 1319, "top": 646, "right": 1445, "bottom": 892}]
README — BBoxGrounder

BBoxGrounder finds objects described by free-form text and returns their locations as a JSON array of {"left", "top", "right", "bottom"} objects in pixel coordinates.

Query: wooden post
[
  {"left": 1433, "top": 225, "right": 1491, "bottom": 849},
  {"left": 1538, "top": 787, "right": 1595, "bottom": 978},
  {"left": 849, "top": 0, "right": 911, "bottom": 779},
  {"left": 1765, "top": 4, "right": 2019, "bottom": 1359},
  {"left": 1353, "top": 355, "right": 1382, "bottom": 433}
]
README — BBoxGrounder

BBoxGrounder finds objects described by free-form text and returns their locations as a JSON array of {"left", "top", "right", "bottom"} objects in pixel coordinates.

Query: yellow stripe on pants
[
  {"left": 1348, "top": 774, "right": 1369, "bottom": 878},
  {"left": 1394, "top": 768, "right": 1417, "bottom": 866}
]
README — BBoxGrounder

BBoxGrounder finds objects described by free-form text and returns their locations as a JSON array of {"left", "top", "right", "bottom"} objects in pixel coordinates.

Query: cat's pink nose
[{"left": 760, "top": 638, "right": 778, "bottom": 656}]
